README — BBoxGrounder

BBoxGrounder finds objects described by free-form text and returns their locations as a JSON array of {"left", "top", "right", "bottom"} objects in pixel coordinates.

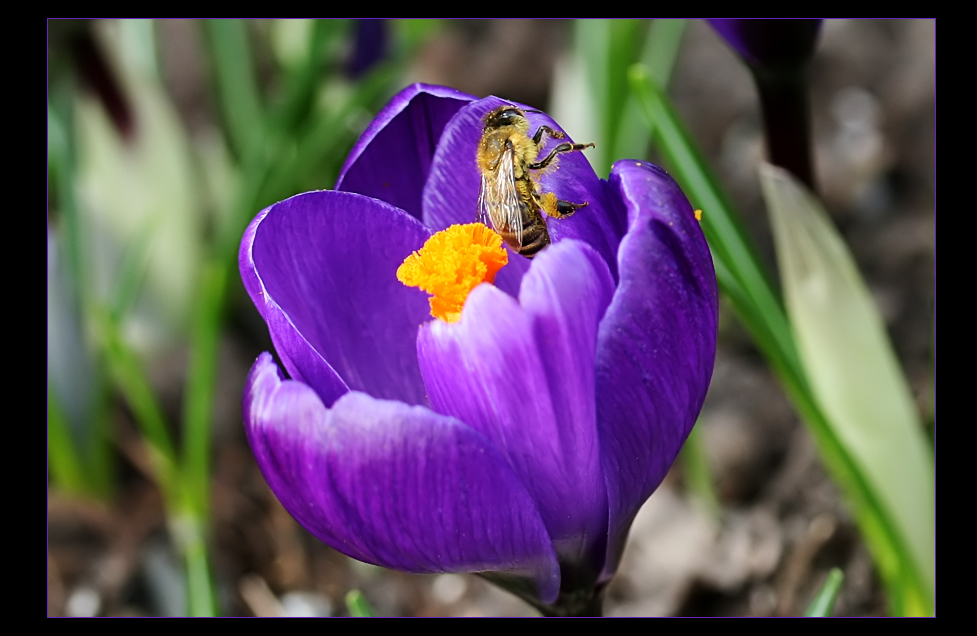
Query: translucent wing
[
  {"left": 477, "top": 145, "right": 523, "bottom": 248},
  {"left": 476, "top": 176, "right": 490, "bottom": 227}
]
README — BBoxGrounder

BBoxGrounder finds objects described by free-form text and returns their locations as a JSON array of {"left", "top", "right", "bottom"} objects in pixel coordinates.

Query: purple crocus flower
[
  {"left": 347, "top": 19, "right": 388, "bottom": 78},
  {"left": 240, "top": 84, "right": 717, "bottom": 615},
  {"left": 707, "top": 19, "right": 823, "bottom": 189},
  {"left": 706, "top": 19, "right": 822, "bottom": 73}
]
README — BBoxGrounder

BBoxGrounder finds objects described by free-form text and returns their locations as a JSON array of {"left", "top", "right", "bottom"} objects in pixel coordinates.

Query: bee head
[{"left": 484, "top": 106, "right": 527, "bottom": 131}]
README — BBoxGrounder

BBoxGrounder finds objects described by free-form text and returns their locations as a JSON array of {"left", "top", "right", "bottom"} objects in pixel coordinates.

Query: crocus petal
[
  {"left": 418, "top": 241, "right": 614, "bottom": 574},
  {"left": 240, "top": 205, "right": 349, "bottom": 407},
  {"left": 596, "top": 160, "right": 718, "bottom": 580},
  {"left": 707, "top": 19, "right": 822, "bottom": 71},
  {"left": 336, "top": 83, "right": 477, "bottom": 220},
  {"left": 346, "top": 19, "right": 388, "bottom": 79},
  {"left": 421, "top": 96, "right": 627, "bottom": 288},
  {"left": 245, "top": 352, "right": 561, "bottom": 603},
  {"left": 241, "top": 190, "right": 433, "bottom": 406}
]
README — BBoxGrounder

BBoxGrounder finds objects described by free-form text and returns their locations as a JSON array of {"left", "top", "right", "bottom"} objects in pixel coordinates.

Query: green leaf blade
[
  {"left": 627, "top": 64, "right": 804, "bottom": 388},
  {"left": 804, "top": 568, "right": 844, "bottom": 617},
  {"left": 760, "top": 163, "right": 934, "bottom": 615},
  {"left": 345, "top": 590, "right": 376, "bottom": 617},
  {"left": 205, "top": 20, "right": 264, "bottom": 160}
]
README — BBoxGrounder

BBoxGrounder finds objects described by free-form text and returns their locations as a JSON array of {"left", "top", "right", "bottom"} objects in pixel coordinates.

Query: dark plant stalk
[
  {"left": 557, "top": 593, "right": 605, "bottom": 618},
  {"left": 69, "top": 24, "right": 134, "bottom": 140},
  {"left": 539, "top": 579, "right": 607, "bottom": 617},
  {"left": 481, "top": 572, "right": 606, "bottom": 617},
  {"left": 753, "top": 65, "right": 816, "bottom": 192},
  {"left": 538, "top": 591, "right": 605, "bottom": 617},
  {"left": 705, "top": 19, "right": 821, "bottom": 191}
]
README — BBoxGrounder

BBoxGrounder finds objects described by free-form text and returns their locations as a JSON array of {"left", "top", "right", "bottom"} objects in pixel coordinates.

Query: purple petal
[
  {"left": 240, "top": 190, "right": 433, "bottom": 406},
  {"left": 596, "top": 160, "right": 718, "bottom": 580},
  {"left": 707, "top": 19, "right": 822, "bottom": 70},
  {"left": 335, "top": 83, "right": 476, "bottom": 220},
  {"left": 241, "top": 205, "right": 349, "bottom": 407},
  {"left": 417, "top": 241, "right": 614, "bottom": 574},
  {"left": 421, "top": 97, "right": 627, "bottom": 291},
  {"left": 347, "top": 19, "right": 388, "bottom": 78},
  {"left": 245, "top": 352, "right": 560, "bottom": 603}
]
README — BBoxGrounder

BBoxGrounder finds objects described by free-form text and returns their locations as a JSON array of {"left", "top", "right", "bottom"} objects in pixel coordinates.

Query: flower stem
[
  {"left": 171, "top": 513, "right": 219, "bottom": 616},
  {"left": 752, "top": 66, "right": 816, "bottom": 192},
  {"left": 182, "top": 258, "right": 227, "bottom": 522},
  {"left": 538, "top": 588, "right": 605, "bottom": 617}
]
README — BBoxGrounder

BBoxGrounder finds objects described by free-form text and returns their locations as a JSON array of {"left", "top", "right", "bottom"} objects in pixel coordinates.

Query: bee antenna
[{"left": 524, "top": 109, "right": 542, "bottom": 114}]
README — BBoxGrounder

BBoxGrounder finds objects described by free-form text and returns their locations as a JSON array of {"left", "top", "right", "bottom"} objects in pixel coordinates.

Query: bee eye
[
  {"left": 485, "top": 106, "right": 527, "bottom": 130},
  {"left": 500, "top": 109, "right": 520, "bottom": 123}
]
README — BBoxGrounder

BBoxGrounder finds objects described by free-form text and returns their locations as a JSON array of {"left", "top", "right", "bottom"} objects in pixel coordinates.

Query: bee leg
[
  {"left": 537, "top": 192, "right": 589, "bottom": 219},
  {"left": 553, "top": 199, "right": 589, "bottom": 218},
  {"left": 531, "top": 125, "right": 565, "bottom": 146},
  {"left": 529, "top": 142, "right": 596, "bottom": 170}
]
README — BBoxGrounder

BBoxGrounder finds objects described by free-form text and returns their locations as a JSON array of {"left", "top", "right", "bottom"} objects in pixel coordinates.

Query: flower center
[{"left": 397, "top": 223, "right": 509, "bottom": 323}]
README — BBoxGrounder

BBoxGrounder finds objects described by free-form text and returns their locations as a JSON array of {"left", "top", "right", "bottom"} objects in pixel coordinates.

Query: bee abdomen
[{"left": 514, "top": 222, "right": 550, "bottom": 259}]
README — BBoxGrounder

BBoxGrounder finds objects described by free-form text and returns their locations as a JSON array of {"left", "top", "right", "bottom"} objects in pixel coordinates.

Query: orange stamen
[{"left": 396, "top": 223, "right": 509, "bottom": 323}]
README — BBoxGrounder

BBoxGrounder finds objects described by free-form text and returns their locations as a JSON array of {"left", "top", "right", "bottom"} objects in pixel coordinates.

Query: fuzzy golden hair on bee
[{"left": 475, "top": 105, "right": 594, "bottom": 259}]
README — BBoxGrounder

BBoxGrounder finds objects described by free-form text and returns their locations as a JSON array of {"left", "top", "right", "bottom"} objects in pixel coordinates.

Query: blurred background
[{"left": 47, "top": 19, "right": 934, "bottom": 616}]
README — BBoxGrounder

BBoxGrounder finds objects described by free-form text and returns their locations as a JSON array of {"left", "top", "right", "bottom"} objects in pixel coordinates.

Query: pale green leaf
[
  {"left": 760, "top": 163, "right": 934, "bottom": 614},
  {"left": 75, "top": 22, "right": 203, "bottom": 347}
]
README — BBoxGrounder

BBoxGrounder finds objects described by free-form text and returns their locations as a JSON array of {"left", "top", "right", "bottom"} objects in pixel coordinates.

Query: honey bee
[{"left": 476, "top": 105, "right": 595, "bottom": 258}]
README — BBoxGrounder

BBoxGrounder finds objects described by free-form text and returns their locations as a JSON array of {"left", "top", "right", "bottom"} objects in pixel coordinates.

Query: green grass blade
[
  {"left": 345, "top": 590, "right": 376, "bottom": 617},
  {"left": 572, "top": 19, "right": 685, "bottom": 176},
  {"left": 613, "top": 19, "right": 686, "bottom": 164},
  {"left": 48, "top": 386, "right": 86, "bottom": 494},
  {"left": 71, "top": 38, "right": 204, "bottom": 336},
  {"left": 181, "top": 25, "right": 396, "bottom": 531},
  {"left": 679, "top": 417, "right": 719, "bottom": 518},
  {"left": 110, "top": 221, "right": 157, "bottom": 320},
  {"left": 48, "top": 101, "right": 85, "bottom": 298},
  {"left": 628, "top": 64, "right": 934, "bottom": 616},
  {"left": 575, "top": 19, "right": 646, "bottom": 176},
  {"left": 95, "top": 307, "right": 179, "bottom": 502},
  {"left": 268, "top": 19, "right": 349, "bottom": 137},
  {"left": 599, "top": 19, "right": 646, "bottom": 174},
  {"left": 177, "top": 515, "right": 219, "bottom": 616},
  {"left": 205, "top": 20, "right": 264, "bottom": 159},
  {"left": 49, "top": 102, "right": 114, "bottom": 499},
  {"left": 119, "top": 20, "right": 160, "bottom": 78},
  {"left": 181, "top": 259, "right": 227, "bottom": 520},
  {"left": 804, "top": 568, "right": 844, "bottom": 617},
  {"left": 257, "top": 61, "right": 398, "bottom": 210},
  {"left": 215, "top": 57, "right": 397, "bottom": 266},
  {"left": 573, "top": 19, "right": 613, "bottom": 175},
  {"left": 760, "top": 164, "right": 934, "bottom": 615},
  {"left": 393, "top": 19, "right": 441, "bottom": 57},
  {"left": 628, "top": 65, "right": 802, "bottom": 383},
  {"left": 641, "top": 20, "right": 685, "bottom": 93}
]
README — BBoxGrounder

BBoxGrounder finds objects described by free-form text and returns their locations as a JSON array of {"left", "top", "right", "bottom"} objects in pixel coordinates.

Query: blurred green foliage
[
  {"left": 48, "top": 19, "right": 933, "bottom": 616},
  {"left": 48, "top": 19, "right": 414, "bottom": 615},
  {"left": 626, "top": 35, "right": 933, "bottom": 614}
]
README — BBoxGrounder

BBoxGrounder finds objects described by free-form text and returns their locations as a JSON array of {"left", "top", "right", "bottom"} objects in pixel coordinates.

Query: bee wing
[
  {"left": 477, "top": 146, "right": 523, "bottom": 248},
  {"left": 477, "top": 175, "right": 491, "bottom": 227}
]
